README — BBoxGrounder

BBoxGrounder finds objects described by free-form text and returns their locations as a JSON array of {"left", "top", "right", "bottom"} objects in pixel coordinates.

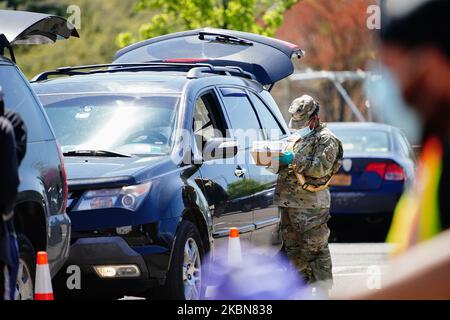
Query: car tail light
[
  {"left": 384, "top": 163, "right": 405, "bottom": 181},
  {"left": 57, "top": 142, "right": 68, "bottom": 210},
  {"left": 365, "top": 162, "right": 387, "bottom": 178},
  {"left": 273, "top": 38, "right": 300, "bottom": 50},
  {"left": 365, "top": 162, "right": 405, "bottom": 181}
]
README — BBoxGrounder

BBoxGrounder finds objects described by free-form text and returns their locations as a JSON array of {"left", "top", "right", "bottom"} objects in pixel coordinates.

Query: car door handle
[{"left": 234, "top": 168, "right": 247, "bottom": 178}]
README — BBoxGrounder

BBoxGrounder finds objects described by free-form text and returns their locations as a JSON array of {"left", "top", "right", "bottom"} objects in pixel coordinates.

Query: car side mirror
[{"left": 203, "top": 138, "right": 238, "bottom": 161}]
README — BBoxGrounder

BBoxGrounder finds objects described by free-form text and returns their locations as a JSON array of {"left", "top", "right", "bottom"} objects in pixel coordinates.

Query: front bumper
[{"left": 55, "top": 236, "right": 170, "bottom": 298}]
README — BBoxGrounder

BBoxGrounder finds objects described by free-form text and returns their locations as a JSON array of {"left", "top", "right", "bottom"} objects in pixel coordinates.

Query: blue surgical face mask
[
  {"left": 298, "top": 126, "right": 313, "bottom": 138},
  {"left": 365, "top": 65, "right": 423, "bottom": 144}
]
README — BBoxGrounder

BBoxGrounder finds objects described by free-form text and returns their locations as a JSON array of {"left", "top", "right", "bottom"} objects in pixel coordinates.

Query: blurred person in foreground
[
  {"left": 0, "top": 86, "right": 20, "bottom": 300},
  {"left": 340, "top": 0, "right": 450, "bottom": 299},
  {"left": 205, "top": 245, "right": 313, "bottom": 300}
]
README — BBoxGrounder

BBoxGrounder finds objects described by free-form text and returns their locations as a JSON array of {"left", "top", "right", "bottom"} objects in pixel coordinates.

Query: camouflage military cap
[{"left": 288, "top": 95, "right": 320, "bottom": 123}]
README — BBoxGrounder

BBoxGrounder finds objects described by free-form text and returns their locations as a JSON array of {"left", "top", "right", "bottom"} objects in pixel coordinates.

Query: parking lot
[
  {"left": 330, "top": 243, "right": 392, "bottom": 298},
  {"left": 0, "top": 7, "right": 407, "bottom": 302},
  {"left": 1, "top": 1, "right": 449, "bottom": 303},
  {"left": 119, "top": 242, "right": 393, "bottom": 300}
]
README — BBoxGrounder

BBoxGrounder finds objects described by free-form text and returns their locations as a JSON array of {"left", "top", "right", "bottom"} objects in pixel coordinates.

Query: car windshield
[
  {"left": 40, "top": 94, "right": 179, "bottom": 157},
  {"left": 333, "top": 129, "right": 390, "bottom": 153}
]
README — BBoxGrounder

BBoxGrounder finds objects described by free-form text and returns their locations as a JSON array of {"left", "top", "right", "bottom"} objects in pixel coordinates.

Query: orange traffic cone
[
  {"left": 228, "top": 228, "right": 242, "bottom": 267},
  {"left": 34, "top": 251, "right": 54, "bottom": 300}
]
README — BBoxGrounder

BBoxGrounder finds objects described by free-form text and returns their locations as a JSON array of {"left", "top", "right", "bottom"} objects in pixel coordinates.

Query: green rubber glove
[{"left": 276, "top": 151, "right": 294, "bottom": 165}]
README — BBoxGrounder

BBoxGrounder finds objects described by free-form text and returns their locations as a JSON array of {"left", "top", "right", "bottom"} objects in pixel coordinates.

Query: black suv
[
  {"left": 0, "top": 9, "right": 78, "bottom": 299},
  {"left": 31, "top": 29, "right": 303, "bottom": 299}
]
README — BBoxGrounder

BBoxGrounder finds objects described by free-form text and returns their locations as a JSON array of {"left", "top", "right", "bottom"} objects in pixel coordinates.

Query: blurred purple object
[{"left": 204, "top": 245, "right": 313, "bottom": 300}]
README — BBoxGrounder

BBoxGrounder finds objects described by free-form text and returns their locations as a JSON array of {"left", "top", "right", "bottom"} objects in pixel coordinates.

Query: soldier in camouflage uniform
[{"left": 274, "top": 95, "right": 343, "bottom": 291}]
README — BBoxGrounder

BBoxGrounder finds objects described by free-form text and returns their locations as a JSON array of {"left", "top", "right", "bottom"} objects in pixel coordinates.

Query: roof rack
[
  {"left": 187, "top": 65, "right": 255, "bottom": 80},
  {"left": 31, "top": 62, "right": 256, "bottom": 82}
]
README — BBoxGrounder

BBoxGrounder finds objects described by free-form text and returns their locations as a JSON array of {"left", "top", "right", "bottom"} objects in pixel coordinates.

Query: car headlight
[{"left": 73, "top": 182, "right": 151, "bottom": 212}]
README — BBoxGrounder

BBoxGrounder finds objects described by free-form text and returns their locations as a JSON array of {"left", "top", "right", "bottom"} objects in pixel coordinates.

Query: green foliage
[
  {"left": 0, "top": 0, "right": 65, "bottom": 14},
  {"left": 116, "top": 0, "right": 299, "bottom": 48},
  {"left": 1, "top": 0, "right": 37, "bottom": 10}
]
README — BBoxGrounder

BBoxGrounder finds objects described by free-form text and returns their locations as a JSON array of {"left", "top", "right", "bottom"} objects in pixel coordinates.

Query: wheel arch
[
  {"left": 14, "top": 201, "right": 47, "bottom": 253},
  {"left": 182, "top": 207, "right": 211, "bottom": 254},
  {"left": 165, "top": 204, "right": 212, "bottom": 275}
]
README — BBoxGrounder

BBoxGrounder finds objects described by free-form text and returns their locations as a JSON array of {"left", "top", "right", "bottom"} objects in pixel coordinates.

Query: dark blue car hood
[{"left": 65, "top": 155, "right": 167, "bottom": 182}]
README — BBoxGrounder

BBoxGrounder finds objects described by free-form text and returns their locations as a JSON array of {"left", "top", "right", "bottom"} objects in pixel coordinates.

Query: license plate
[{"left": 330, "top": 174, "right": 352, "bottom": 186}]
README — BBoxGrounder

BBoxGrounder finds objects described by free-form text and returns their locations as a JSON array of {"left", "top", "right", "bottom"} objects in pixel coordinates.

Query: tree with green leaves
[
  {"left": 0, "top": 0, "right": 33, "bottom": 10},
  {"left": 116, "top": 0, "right": 299, "bottom": 48},
  {"left": 0, "top": 0, "right": 61, "bottom": 13}
]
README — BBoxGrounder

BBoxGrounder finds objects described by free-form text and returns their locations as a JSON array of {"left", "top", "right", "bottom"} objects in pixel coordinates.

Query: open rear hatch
[
  {"left": 0, "top": 9, "right": 79, "bottom": 61},
  {"left": 114, "top": 28, "right": 303, "bottom": 86}
]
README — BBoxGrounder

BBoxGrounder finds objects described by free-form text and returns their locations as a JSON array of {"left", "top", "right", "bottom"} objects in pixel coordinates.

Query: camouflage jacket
[{"left": 274, "top": 123, "right": 343, "bottom": 209}]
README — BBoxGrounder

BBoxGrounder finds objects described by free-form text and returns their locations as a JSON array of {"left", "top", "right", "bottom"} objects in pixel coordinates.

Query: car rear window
[
  {"left": 333, "top": 129, "right": 390, "bottom": 153},
  {"left": 0, "top": 65, "right": 52, "bottom": 142}
]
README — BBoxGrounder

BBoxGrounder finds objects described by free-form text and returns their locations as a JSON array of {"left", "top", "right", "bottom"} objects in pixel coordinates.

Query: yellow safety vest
[{"left": 387, "top": 136, "right": 443, "bottom": 255}]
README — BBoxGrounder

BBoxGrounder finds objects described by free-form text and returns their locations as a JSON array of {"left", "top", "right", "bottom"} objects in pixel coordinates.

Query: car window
[
  {"left": 397, "top": 131, "right": 415, "bottom": 160},
  {"left": 333, "top": 129, "right": 390, "bottom": 153},
  {"left": 249, "top": 92, "right": 285, "bottom": 140},
  {"left": 193, "top": 92, "right": 226, "bottom": 152},
  {"left": 259, "top": 90, "right": 289, "bottom": 131},
  {"left": 220, "top": 87, "right": 263, "bottom": 149},
  {"left": 0, "top": 65, "right": 51, "bottom": 142},
  {"left": 194, "top": 97, "right": 216, "bottom": 141},
  {"left": 403, "top": 134, "right": 416, "bottom": 160},
  {"left": 396, "top": 133, "right": 409, "bottom": 158}
]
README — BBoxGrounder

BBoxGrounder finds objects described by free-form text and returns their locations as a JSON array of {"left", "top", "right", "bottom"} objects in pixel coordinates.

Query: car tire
[
  {"left": 155, "top": 220, "right": 205, "bottom": 300},
  {"left": 16, "top": 234, "right": 36, "bottom": 300}
]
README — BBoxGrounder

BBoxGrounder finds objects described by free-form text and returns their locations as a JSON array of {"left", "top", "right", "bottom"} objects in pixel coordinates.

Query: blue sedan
[{"left": 327, "top": 122, "right": 416, "bottom": 241}]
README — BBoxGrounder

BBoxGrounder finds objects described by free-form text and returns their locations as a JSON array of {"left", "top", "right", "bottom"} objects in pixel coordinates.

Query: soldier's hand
[{"left": 276, "top": 151, "right": 294, "bottom": 165}]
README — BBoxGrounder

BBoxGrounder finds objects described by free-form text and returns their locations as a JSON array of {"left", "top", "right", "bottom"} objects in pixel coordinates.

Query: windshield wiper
[
  {"left": 63, "top": 150, "right": 132, "bottom": 158},
  {"left": 198, "top": 32, "right": 253, "bottom": 46}
]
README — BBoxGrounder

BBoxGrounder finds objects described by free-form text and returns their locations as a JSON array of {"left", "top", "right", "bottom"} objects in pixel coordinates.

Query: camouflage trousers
[{"left": 280, "top": 207, "right": 333, "bottom": 289}]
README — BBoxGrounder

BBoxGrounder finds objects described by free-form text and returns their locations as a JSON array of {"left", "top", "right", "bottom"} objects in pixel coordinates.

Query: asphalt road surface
[
  {"left": 121, "top": 243, "right": 393, "bottom": 300},
  {"left": 329, "top": 243, "right": 394, "bottom": 298}
]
